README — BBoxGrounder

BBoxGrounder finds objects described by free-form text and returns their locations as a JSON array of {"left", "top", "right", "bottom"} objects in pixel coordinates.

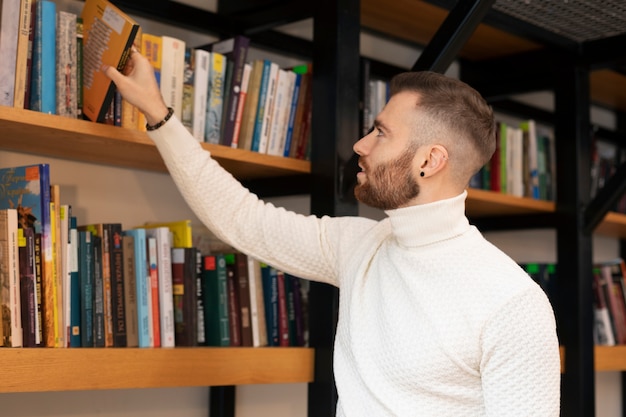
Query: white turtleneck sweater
[{"left": 148, "top": 116, "right": 561, "bottom": 417}]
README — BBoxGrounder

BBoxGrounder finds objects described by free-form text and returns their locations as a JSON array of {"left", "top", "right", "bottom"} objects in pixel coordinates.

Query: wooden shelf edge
[
  {"left": 560, "top": 346, "right": 626, "bottom": 373},
  {"left": 0, "top": 347, "right": 314, "bottom": 393},
  {"left": 467, "top": 188, "right": 555, "bottom": 217},
  {"left": 0, "top": 106, "right": 310, "bottom": 180}
]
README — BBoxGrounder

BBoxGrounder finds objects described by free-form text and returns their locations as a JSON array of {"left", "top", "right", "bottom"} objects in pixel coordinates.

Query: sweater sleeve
[
  {"left": 147, "top": 116, "right": 373, "bottom": 286},
  {"left": 480, "top": 287, "right": 561, "bottom": 417}
]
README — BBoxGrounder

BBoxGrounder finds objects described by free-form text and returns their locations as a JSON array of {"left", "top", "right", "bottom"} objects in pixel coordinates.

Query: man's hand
[{"left": 103, "top": 48, "right": 169, "bottom": 126}]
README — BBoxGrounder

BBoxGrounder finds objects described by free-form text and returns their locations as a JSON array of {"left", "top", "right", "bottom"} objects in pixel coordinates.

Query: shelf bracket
[{"left": 412, "top": 0, "right": 496, "bottom": 73}]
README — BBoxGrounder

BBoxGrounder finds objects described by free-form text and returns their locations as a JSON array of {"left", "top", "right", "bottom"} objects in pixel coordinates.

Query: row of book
[
  {"left": 0, "top": 163, "right": 308, "bottom": 348},
  {"left": 0, "top": 0, "right": 314, "bottom": 160},
  {"left": 522, "top": 259, "right": 626, "bottom": 347}
]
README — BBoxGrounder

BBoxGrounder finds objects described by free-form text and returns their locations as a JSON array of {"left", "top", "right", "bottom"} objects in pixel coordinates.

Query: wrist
[
  {"left": 144, "top": 105, "right": 170, "bottom": 127},
  {"left": 146, "top": 107, "right": 174, "bottom": 131}
]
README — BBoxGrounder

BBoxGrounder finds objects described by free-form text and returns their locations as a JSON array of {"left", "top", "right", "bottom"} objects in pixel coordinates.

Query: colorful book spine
[
  {"left": 146, "top": 226, "right": 175, "bottom": 348},
  {"left": 191, "top": 48, "right": 210, "bottom": 141},
  {"left": 204, "top": 52, "right": 225, "bottom": 144},
  {"left": 231, "top": 62, "right": 252, "bottom": 149},
  {"left": 68, "top": 217, "right": 81, "bottom": 347},
  {"left": 181, "top": 47, "right": 195, "bottom": 134},
  {"left": 108, "top": 223, "right": 126, "bottom": 347},
  {"left": 201, "top": 254, "right": 230, "bottom": 346},
  {"left": 56, "top": 10, "right": 78, "bottom": 118},
  {"left": 256, "top": 61, "right": 279, "bottom": 154},
  {"left": 78, "top": 230, "right": 94, "bottom": 347},
  {"left": 124, "top": 228, "right": 150, "bottom": 347},
  {"left": 122, "top": 234, "right": 138, "bottom": 347},
  {"left": 29, "top": 0, "right": 56, "bottom": 114},
  {"left": 13, "top": 0, "right": 33, "bottom": 109},
  {"left": 209, "top": 35, "right": 250, "bottom": 147},
  {"left": 250, "top": 60, "right": 273, "bottom": 152},
  {"left": 283, "top": 71, "right": 302, "bottom": 157},
  {"left": 146, "top": 236, "right": 160, "bottom": 347}
]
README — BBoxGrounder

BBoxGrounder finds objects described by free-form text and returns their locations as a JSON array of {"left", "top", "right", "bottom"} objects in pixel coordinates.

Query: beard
[{"left": 354, "top": 146, "right": 420, "bottom": 210}]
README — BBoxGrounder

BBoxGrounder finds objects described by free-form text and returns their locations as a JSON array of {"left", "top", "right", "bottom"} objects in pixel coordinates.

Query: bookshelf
[
  {"left": 0, "top": 347, "right": 314, "bottom": 392},
  {"left": 1, "top": 0, "right": 626, "bottom": 416}
]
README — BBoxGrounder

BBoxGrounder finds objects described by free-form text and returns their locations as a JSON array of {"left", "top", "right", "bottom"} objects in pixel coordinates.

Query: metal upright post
[
  {"left": 308, "top": 0, "right": 361, "bottom": 415},
  {"left": 553, "top": 60, "right": 594, "bottom": 417}
]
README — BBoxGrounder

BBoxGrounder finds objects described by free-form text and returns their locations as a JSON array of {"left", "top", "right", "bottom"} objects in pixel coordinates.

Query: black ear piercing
[{"left": 420, "top": 171, "right": 425, "bottom": 177}]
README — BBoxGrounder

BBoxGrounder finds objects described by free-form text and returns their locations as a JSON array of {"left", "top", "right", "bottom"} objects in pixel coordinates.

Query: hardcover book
[
  {"left": 56, "top": 10, "right": 78, "bottom": 118},
  {"left": 124, "top": 228, "right": 151, "bottom": 347},
  {"left": 80, "top": 0, "right": 139, "bottom": 122},
  {"left": 172, "top": 246, "right": 198, "bottom": 346},
  {"left": 204, "top": 51, "right": 225, "bottom": 144},
  {"left": 13, "top": 0, "right": 33, "bottom": 108},
  {"left": 201, "top": 253, "right": 230, "bottom": 346},
  {"left": 18, "top": 226, "right": 38, "bottom": 346}
]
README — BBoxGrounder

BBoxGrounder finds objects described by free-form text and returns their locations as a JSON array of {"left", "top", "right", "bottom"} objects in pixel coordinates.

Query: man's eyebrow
[{"left": 374, "top": 119, "right": 390, "bottom": 132}]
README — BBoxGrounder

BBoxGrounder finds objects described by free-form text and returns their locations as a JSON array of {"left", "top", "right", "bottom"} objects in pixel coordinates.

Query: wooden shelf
[
  {"left": 0, "top": 106, "right": 310, "bottom": 180},
  {"left": 0, "top": 347, "right": 314, "bottom": 393},
  {"left": 467, "top": 188, "right": 555, "bottom": 217},
  {"left": 361, "top": 0, "right": 626, "bottom": 113}
]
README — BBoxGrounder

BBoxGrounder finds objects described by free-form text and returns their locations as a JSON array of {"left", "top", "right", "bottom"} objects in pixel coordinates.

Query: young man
[{"left": 105, "top": 50, "right": 561, "bottom": 416}]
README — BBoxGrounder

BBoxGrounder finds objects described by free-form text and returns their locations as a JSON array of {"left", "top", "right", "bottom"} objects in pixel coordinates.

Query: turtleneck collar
[{"left": 385, "top": 191, "right": 471, "bottom": 248}]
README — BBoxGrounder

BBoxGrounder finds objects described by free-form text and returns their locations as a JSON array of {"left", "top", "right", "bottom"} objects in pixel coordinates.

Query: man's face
[{"left": 353, "top": 91, "right": 422, "bottom": 210}]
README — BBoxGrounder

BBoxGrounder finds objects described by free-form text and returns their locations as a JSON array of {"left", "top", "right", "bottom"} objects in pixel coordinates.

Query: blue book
[
  {"left": 78, "top": 230, "right": 94, "bottom": 347},
  {"left": 261, "top": 263, "right": 279, "bottom": 346},
  {"left": 283, "top": 72, "right": 302, "bottom": 157},
  {"left": 250, "top": 60, "right": 272, "bottom": 152},
  {"left": 30, "top": 0, "right": 56, "bottom": 114},
  {"left": 124, "top": 228, "right": 151, "bottom": 347}
]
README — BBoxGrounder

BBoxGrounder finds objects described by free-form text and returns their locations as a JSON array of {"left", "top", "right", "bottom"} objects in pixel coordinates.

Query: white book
[
  {"left": 160, "top": 35, "right": 186, "bottom": 119},
  {"left": 267, "top": 69, "right": 296, "bottom": 156},
  {"left": 192, "top": 48, "right": 210, "bottom": 141},
  {"left": 0, "top": 0, "right": 20, "bottom": 106},
  {"left": 257, "top": 61, "right": 279, "bottom": 154},
  {"left": 56, "top": 10, "right": 77, "bottom": 118},
  {"left": 146, "top": 226, "right": 175, "bottom": 348},
  {"left": 14, "top": 0, "right": 33, "bottom": 108},
  {"left": 0, "top": 208, "right": 22, "bottom": 347},
  {"left": 247, "top": 257, "right": 267, "bottom": 347}
]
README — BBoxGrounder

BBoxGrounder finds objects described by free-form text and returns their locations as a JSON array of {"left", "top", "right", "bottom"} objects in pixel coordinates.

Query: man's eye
[{"left": 375, "top": 128, "right": 383, "bottom": 136}]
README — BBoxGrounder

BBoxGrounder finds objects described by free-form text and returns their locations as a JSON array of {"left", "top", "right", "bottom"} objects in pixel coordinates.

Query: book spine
[
  {"left": 78, "top": 230, "right": 94, "bottom": 347},
  {"left": 0, "top": 0, "right": 20, "bottom": 106},
  {"left": 181, "top": 47, "right": 195, "bottom": 134},
  {"left": 235, "top": 253, "right": 253, "bottom": 346},
  {"left": 56, "top": 11, "right": 78, "bottom": 118},
  {"left": 224, "top": 254, "right": 241, "bottom": 346},
  {"left": 33, "top": 233, "right": 43, "bottom": 345},
  {"left": 231, "top": 62, "right": 252, "bottom": 149},
  {"left": 160, "top": 36, "right": 186, "bottom": 119},
  {"left": 30, "top": 0, "right": 56, "bottom": 114},
  {"left": 250, "top": 60, "right": 272, "bottom": 152},
  {"left": 108, "top": 224, "right": 126, "bottom": 347},
  {"left": 18, "top": 227, "right": 37, "bottom": 347},
  {"left": 205, "top": 52, "right": 225, "bottom": 144},
  {"left": 13, "top": 0, "right": 33, "bottom": 108},
  {"left": 283, "top": 72, "right": 301, "bottom": 157},
  {"left": 76, "top": 18, "right": 83, "bottom": 118},
  {"left": 122, "top": 234, "right": 138, "bottom": 347},
  {"left": 257, "top": 62, "right": 279, "bottom": 154},
  {"left": 261, "top": 264, "right": 279, "bottom": 346},
  {"left": 92, "top": 235, "right": 105, "bottom": 347},
  {"left": 68, "top": 220, "right": 81, "bottom": 347},
  {"left": 192, "top": 48, "right": 210, "bottom": 141},
  {"left": 146, "top": 236, "right": 161, "bottom": 347}
]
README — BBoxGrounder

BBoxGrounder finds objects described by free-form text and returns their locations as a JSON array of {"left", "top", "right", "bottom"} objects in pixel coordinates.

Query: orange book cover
[{"left": 80, "top": 0, "right": 139, "bottom": 122}]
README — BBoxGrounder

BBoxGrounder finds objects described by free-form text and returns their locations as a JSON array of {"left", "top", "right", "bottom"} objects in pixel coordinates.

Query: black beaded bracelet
[{"left": 146, "top": 107, "right": 175, "bottom": 131}]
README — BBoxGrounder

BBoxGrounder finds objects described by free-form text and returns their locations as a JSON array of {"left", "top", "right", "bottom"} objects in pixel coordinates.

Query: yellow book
[
  {"left": 140, "top": 32, "right": 162, "bottom": 131},
  {"left": 143, "top": 220, "right": 192, "bottom": 248},
  {"left": 80, "top": 0, "right": 139, "bottom": 122}
]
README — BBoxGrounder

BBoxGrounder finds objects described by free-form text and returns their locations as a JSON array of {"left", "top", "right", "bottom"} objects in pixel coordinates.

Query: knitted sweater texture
[{"left": 149, "top": 117, "right": 561, "bottom": 417}]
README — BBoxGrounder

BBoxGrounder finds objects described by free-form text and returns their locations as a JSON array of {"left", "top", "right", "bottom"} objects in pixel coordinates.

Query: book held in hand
[{"left": 81, "top": 0, "right": 139, "bottom": 122}]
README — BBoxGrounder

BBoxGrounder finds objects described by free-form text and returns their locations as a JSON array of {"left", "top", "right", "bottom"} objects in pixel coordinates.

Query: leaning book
[{"left": 81, "top": 0, "right": 139, "bottom": 122}]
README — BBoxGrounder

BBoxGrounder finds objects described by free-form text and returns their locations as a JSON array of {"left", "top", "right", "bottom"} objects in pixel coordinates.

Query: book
[
  {"left": 282, "top": 70, "right": 302, "bottom": 157},
  {"left": 160, "top": 35, "right": 186, "bottom": 119},
  {"left": 254, "top": 61, "right": 279, "bottom": 154},
  {"left": 0, "top": 164, "right": 53, "bottom": 346},
  {"left": 593, "top": 267, "right": 616, "bottom": 346},
  {"left": 80, "top": 0, "right": 139, "bottom": 122},
  {"left": 191, "top": 48, "right": 210, "bottom": 141},
  {"left": 276, "top": 270, "right": 289, "bottom": 346},
  {"left": 107, "top": 223, "right": 126, "bottom": 347},
  {"left": 234, "top": 252, "right": 253, "bottom": 346},
  {"left": 224, "top": 253, "right": 241, "bottom": 346},
  {"left": 194, "top": 249, "right": 204, "bottom": 345},
  {"left": 67, "top": 217, "right": 81, "bottom": 347},
  {"left": 122, "top": 234, "right": 138, "bottom": 347},
  {"left": 181, "top": 47, "right": 195, "bottom": 134},
  {"left": 91, "top": 234, "right": 105, "bottom": 347},
  {"left": 267, "top": 69, "right": 296, "bottom": 156},
  {"left": 206, "top": 35, "right": 250, "bottom": 147},
  {"left": 143, "top": 219, "right": 192, "bottom": 248},
  {"left": 0, "top": 0, "right": 20, "bottom": 107},
  {"left": 261, "top": 263, "right": 279, "bottom": 346},
  {"left": 13, "top": 0, "right": 33, "bottom": 109},
  {"left": 599, "top": 260, "right": 626, "bottom": 345},
  {"left": 145, "top": 226, "right": 175, "bottom": 348},
  {"left": 201, "top": 253, "right": 229, "bottom": 346},
  {"left": 49, "top": 186, "right": 64, "bottom": 348},
  {"left": 124, "top": 228, "right": 151, "bottom": 347},
  {"left": 56, "top": 10, "right": 78, "bottom": 118},
  {"left": 0, "top": 208, "right": 21, "bottom": 347},
  {"left": 78, "top": 230, "right": 94, "bottom": 347},
  {"left": 204, "top": 51, "right": 225, "bottom": 144},
  {"left": 247, "top": 256, "right": 267, "bottom": 347},
  {"left": 29, "top": 0, "right": 56, "bottom": 114},
  {"left": 171, "top": 247, "right": 198, "bottom": 346},
  {"left": 231, "top": 62, "right": 252, "bottom": 148},
  {"left": 18, "top": 225, "right": 37, "bottom": 346},
  {"left": 146, "top": 235, "right": 160, "bottom": 347},
  {"left": 76, "top": 18, "right": 84, "bottom": 118},
  {"left": 237, "top": 59, "right": 264, "bottom": 151}
]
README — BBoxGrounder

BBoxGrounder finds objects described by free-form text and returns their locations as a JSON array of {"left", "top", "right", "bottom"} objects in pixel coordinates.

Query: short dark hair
[{"left": 389, "top": 71, "right": 496, "bottom": 179}]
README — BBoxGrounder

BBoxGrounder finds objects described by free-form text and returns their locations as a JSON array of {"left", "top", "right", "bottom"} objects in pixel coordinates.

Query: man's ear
[{"left": 419, "top": 145, "right": 449, "bottom": 178}]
